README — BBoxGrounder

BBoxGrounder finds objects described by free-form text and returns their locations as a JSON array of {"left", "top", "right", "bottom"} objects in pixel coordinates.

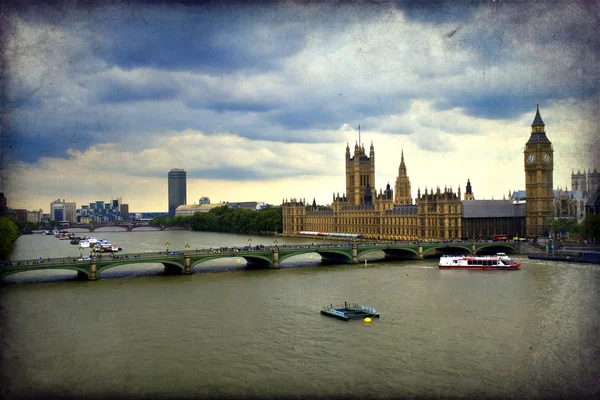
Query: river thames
[{"left": 1, "top": 230, "right": 599, "bottom": 399}]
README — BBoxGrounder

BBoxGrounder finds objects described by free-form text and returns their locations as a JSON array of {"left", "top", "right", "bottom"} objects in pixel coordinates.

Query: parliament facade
[
  {"left": 282, "top": 107, "right": 550, "bottom": 241},
  {"left": 282, "top": 141, "right": 462, "bottom": 241}
]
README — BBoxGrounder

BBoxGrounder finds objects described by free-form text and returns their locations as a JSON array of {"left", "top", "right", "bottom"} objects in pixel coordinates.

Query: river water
[{"left": 1, "top": 230, "right": 599, "bottom": 399}]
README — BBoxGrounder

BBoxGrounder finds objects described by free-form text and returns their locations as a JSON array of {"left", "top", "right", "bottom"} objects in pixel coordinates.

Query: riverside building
[
  {"left": 283, "top": 107, "right": 551, "bottom": 241},
  {"left": 168, "top": 168, "right": 187, "bottom": 218},
  {"left": 282, "top": 139, "right": 462, "bottom": 241},
  {"left": 50, "top": 199, "right": 76, "bottom": 222}
]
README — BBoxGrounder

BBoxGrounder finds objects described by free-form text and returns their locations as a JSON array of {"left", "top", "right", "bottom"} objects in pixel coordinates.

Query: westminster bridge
[{"left": 1, "top": 241, "right": 518, "bottom": 281}]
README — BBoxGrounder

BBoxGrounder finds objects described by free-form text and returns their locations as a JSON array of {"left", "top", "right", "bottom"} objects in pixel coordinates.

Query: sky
[{"left": 2, "top": 0, "right": 599, "bottom": 213}]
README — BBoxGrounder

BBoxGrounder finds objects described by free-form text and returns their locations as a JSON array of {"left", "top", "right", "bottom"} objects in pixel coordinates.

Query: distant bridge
[
  {"left": 63, "top": 224, "right": 189, "bottom": 232},
  {"left": 0, "top": 241, "right": 518, "bottom": 282}
]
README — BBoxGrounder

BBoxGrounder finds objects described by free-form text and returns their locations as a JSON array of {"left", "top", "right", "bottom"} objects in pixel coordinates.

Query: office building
[
  {"left": 168, "top": 168, "right": 187, "bottom": 217},
  {"left": 50, "top": 199, "right": 76, "bottom": 222}
]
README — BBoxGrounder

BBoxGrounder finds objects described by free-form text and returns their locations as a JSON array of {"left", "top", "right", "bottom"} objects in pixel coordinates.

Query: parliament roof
[
  {"left": 387, "top": 205, "right": 418, "bottom": 215},
  {"left": 462, "top": 200, "right": 526, "bottom": 218}
]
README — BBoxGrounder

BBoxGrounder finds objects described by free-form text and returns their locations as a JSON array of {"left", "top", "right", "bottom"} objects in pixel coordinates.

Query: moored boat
[
  {"left": 97, "top": 243, "right": 122, "bottom": 252},
  {"left": 439, "top": 253, "right": 520, "bottom": 270}
]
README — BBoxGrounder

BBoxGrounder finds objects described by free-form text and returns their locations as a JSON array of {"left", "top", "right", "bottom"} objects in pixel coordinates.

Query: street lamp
[
  {"left": 166, "top": 242, "right": 170, "bottom": 254},
  {"left": 79, "top": 246, "right": 83, "bottom": 259},
  {"left": 185, "top": 244, "right": 190, "bottom": 254},
  {"left": 274, "top": 239, "right": 278, "bottom": 248},
  {"left": 248, "top": 238, "right": 252, "bottom": 249}
]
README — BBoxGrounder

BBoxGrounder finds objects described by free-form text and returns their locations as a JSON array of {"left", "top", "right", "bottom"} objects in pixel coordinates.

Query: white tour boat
[{"left": 439, "top": 253, "right": 520, "bottom": 270}]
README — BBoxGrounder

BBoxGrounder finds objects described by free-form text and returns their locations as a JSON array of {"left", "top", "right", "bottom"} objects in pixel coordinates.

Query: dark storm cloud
[
  {"left": 2, "top": 0, "right": 599, "bottom": 165},
  {"left": 185, "top": 99, "right": 277, "bottom": 114},
  {"left": 397, "top": 0, "right": 480, "bottom": 23},
  {"left": 398, "top": 0, "right": 599, "bottom": 120},
  {"left": 80, "top": 3, "right": 308, "bottom": 74},
  {"left": 434, "top": 93, "right": 539, "bottom": 121},
  {"left": 97, "top": 79, "right": 181, "bottom": 104},
  {"left": 10, "top": 131, "right": 95, "bottom": 163}
]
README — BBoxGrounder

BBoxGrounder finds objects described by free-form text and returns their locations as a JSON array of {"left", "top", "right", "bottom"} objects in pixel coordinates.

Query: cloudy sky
[{"left": 2, "top": 0, "right": 599, "bottom": 213}]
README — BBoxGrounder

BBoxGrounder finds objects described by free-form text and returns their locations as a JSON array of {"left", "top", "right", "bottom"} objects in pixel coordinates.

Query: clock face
[
  {"left": 527, "top": 153, "right": 535, "bottom": 164},
  {"left": 543, "top": 153, "right": 551, "bottom": 163}
]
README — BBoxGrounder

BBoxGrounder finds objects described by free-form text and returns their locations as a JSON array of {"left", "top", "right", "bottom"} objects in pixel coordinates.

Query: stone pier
[
  {"left": 184, "top": 255, "right": 191, "bottom": 274},
  {"left": 90, "top": 260, "right": 97, "bottom": 280}
]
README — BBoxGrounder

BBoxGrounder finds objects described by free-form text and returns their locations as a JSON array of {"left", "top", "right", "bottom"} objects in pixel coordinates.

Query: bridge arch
[
  {"left": 191, "top": 254, "right": 235, "bottom": 268},
  {"left": 96, "top": 260, "right": 185, "bottom": 275},
  {"left": 278, "top": 248, "right": 353, "bottom": 265},
  {"left": 243, "top": 255, "right": 273, "bottom": 268},
  {"left": 315, "top": 248, "right": 353, "bottom": 264},
  {"left": 475, "top": 243, "right": 517, "bottom": 254},
  {"left": 0, "top": 266, "right": 90, "bottom": 280},
  {"left": 191, "top": 253, "right": 274, "bottom": 269},
  {"left": 356, "top": 248, "right": 394, "bottom": 260},
  {"left": 380, "top": 247, "right": 420, "bottom": 259},
  {"left": 94, "top": 226, "right": 129, "bottom": 232},
  {"left": 131, "top": 226, "right": 161, "bottom": 231},
  {"left": 422, "top": 244, "right": 473, "bottom": 257}
]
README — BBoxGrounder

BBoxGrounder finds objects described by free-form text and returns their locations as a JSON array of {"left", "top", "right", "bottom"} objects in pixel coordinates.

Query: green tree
[
  {"left": 569, "top": 221, "right": 583, "bottom": 237},
  {"left": 583, "top": 214, "right": 600, "bottom": 243},
  {"left": 188, "top": 205, "right": 282, "bottom": 234},
  {"left": 0, "top": 217, "right": 19, "bottom": 260},
  {"left": 546, "top": 217, "right": 579, "bottom": 239},
  {"left": 149, "top": 216, "right": 167, "bottom": 227}
]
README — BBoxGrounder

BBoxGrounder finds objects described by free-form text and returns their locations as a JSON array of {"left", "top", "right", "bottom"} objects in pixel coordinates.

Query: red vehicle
[{"left": 493, "top": 234, "right": 509, "bottom": 242}]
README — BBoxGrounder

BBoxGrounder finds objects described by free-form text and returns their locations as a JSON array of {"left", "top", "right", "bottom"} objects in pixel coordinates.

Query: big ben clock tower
[{"left": 525, "top": 104, "right": 554, "bottom": 237}]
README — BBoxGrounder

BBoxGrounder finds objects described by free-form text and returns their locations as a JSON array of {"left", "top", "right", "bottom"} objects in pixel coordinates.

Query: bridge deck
[{"left": 2, "top": 241, "right": 519, "bottom": 281}]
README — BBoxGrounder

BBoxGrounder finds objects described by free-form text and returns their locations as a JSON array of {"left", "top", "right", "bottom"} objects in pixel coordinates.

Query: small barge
[
  {"left": 321, "top": 302, "right": 380, "bottom": 321},
  {"left": 529, "top": 251, "right": 600, "bottom": 264}
]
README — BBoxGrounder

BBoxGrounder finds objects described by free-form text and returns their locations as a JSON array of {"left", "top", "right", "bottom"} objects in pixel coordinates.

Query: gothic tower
[
  {"left": 525, "top": 104, "right": 554, "bottom": 237},
  {"left": 346, "top": 139, "right": 376, "bottom": 206},
  {"left": 464, "top": 179, "right": 475, "bottom": 200},
  {"left": 394, "top": 150, "right": 412, "bottom": 205},
  {"left": 571, "top": 169, "right": 587, "bottom": 192}
]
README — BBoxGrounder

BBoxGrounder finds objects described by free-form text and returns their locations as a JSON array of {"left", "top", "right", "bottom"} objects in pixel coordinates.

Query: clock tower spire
[{"left": 524, "top": 104, "right": 554, "bottom": 237}]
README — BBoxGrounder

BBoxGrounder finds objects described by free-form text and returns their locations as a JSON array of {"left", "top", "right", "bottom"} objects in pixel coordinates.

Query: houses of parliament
[{"left": 282, "top": 106, "right": 579, "bottom": 241}]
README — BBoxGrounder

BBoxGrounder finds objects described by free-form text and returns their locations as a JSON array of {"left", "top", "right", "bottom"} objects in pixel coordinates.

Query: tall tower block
[
  {"left": 524, "top": 105, "right": 553, "bottom": 237},
  {"left": 345, "top": 140, "right": 375, "bottom": 206},
  {"left": 168, "top": 168, "right": 187, "bottom": 218}
]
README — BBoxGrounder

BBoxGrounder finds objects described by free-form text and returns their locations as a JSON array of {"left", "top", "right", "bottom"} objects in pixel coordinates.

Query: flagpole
[{"left": 358, "top": 123, "right": 361, "bottom": 147}]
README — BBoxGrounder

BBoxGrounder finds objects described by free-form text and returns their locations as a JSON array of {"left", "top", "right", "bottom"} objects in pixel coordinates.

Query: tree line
[
  {"left": 0, "top": 217, "right": 19, "bottom": 260},
  {"left": 546, "top": 215, "right": 600, "bottom": 243},
  {"left": 150, "top": 205, "right": 282, "bottom": 235}
]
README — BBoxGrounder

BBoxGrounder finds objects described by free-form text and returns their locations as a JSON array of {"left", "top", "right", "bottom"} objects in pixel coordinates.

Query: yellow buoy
[{"left": 364, "top": 317, "right": 372, "bottom": 323}]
